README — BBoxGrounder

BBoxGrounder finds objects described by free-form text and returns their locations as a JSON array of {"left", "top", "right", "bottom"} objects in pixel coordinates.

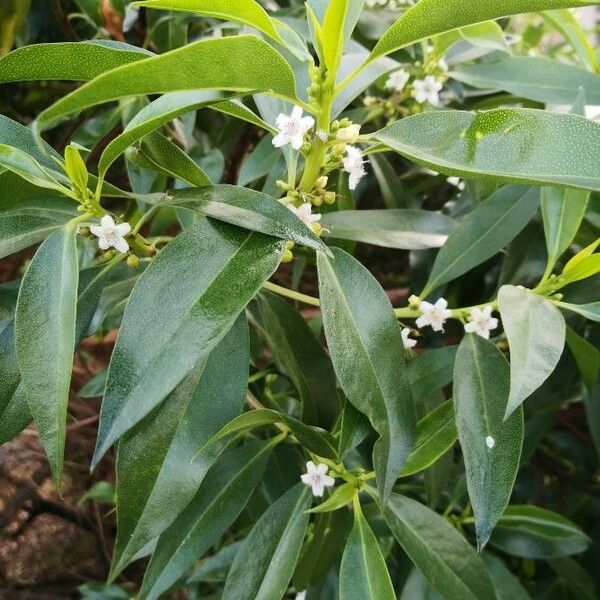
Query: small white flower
[
  {"left": 447, "top": 176, "right": 465, "bottom": 191},
  {"left": 288, "top": 203, "right": 321, "bottom": 229},
  {"left": 464, "top": 306, "right": 499, "bottom": 340},
  {"left": 413, "top": 75, "right": 443, "bottom": 105},
  {"left": 486, "top": 435, "right": 495, "bottom": 449},
  {"left": 401, "top": 328, "right": 417, "bottom": 350},
  {"left": 385, "top": 69, "right": 410, "bottom": 92},
  {"left": 301, "top": 461, "right": 335, "bottom": 497},
  {"left": 272, "top": 105, "right": 315, "bottom": 151},
  {"left": 336, "top": 123, "right": 361, "bottom": 144},
  {"left": 416, "top": 298, "right": 452, "bottom": 332},
  {"left": 90, "top": 215, "right": 131, "bottom": 254},
  {"left": 295, "top": 592, "right": 307, "bottom": 600},
  {"left": 315, "top": 129, "right": 329, "bottom": 142},
  {"left": 342, "top": 145, "right": 367, "bottom": 191}
]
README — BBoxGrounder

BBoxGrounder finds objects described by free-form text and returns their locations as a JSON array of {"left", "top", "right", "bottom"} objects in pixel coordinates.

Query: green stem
[
  {"left": 334, "top": 58, "right": 371, "bottom": 98},
  {"left": 66, "top": 211, "right": 94, "bottom": 230},
  {"left": 262, "top": 282, "right": 321, "bottom": 307}
]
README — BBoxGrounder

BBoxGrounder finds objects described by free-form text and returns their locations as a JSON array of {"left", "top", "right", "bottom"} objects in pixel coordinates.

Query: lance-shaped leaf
[
  {"left": 308, "top": 482, "right": 357, "bottom": 514},
  {"left": 454, "top": 335, "right": 524, "bottom": 549},
  {"left": 385, "top": 494, "right": 496, "bottom": 600},
  {"left": 498, "top": 285, "right": 566, "bottom": 418},
  {"left": 222, "top": 483, "right": 311, "bottom": 600},
  {"left": 483, "top": 554, "right": 533, "bottom": 600},
  {"left": 421, "top": 186, "right": 540, "bottom": 297},
  {"left": 407, "top": 345, "right": 457, "bottom": 403},
  {"left": 322, "top": 0, "right": 349, "bottom": 75},
  {"left": 0, "top": 40, "right": 151, "bottom": 83},
  {"left": 321, "top": 209, "right": 456, "bottom": 250},
  {"left": 258, "top": 291, "right": 338, "bottom": 426},
  {"left": 400, "top": 399, "right": 457, "bottom": 477},
  {"left": 140, "top": 437, "right": 280, "bottom": 600},
  {"left": 451, "top": 57, "right": 600, "bottom": 105},
  {"left": 340, "top": 498, "right": 395, "bottom": 600},
  {"left": 317, "top": 248, "right": 416, "bottom": 504},
  {"left": 38, "top": 36, "right": 299, "bottom": 130},
  {"left": 557, "top": 301, "right": 600, "bottom": 322},
  {"left": 133, "top": 0, "right": 284, "bottom": 43},
  {"left": 92, "top": 219, "right": 284, "bottom": 466},
  {"left": 373, "top": 109, "right": 600, "bottom": 192},
  {"left": 110, "top": 317, "right": 249, "bottom": 578},
  {"left": 15, "top": 227, "right": 78, "bottom": 486},
  {"left": 541, "top": 187, "right": 589, "bottom": 276},
  {"left": 370, "top": 0, "right": 600, "bottom": 59}
]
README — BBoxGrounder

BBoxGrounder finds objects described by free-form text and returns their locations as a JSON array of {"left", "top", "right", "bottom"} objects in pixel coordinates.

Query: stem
[
  {"left": 66, "top": 211, "right": 94, "bottom": 230},
  {"left": 262, "top": 282, "right": 321, "bottom": 307},
  {"left": 334, "top": 58, "right": 371, "bottom": 98}
]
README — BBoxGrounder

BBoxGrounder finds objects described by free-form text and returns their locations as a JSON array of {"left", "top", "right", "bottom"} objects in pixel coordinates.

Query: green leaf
[
  {"left": 160, "top": 185, "right": 330, "bottom": 254},
  {"left": 222, "top": 483, "right": 311, "bottom": 600},
  {"left": 321, "top": 209, "right": 456, "bottom": 250},
  {"left": 258, "top": 291, "right": 337, "bottom": 426},
  {"left": 557, "top": 301, "right": 600, "bottom": 322},
  {"left": 498, "top": 285, "right": 566, "bottom": 418},
  {"left": 560, "top": 254, "right": 600, "bottom": 284},
  {"left": 451, "top": 57, "right": 600, "bottom": 105},
  {"left": 0, "top": 382, "right": 30, "bottom": 445},
  {"left": 199, "top": 408, "right": 338, "bottom": 460},
  {"left": 38, "top": 36, "right": 299, "bottom": 130},
  {"left": 482, "top": 554, "right": 532, "bottom": 600},
  {"left": 140, "top": 437, "right": 281, "bottom": 600},
  {"left": 370, "top": 0, "right": 600, "bottom": 59},
  {"left": 0, "top": 40, "right": 151, "bottom": 83},
  {"left": 187, "top": 542, "right": 241, "bottom": 583},
  {"left": 309, "top": 482, "right": 357, "bottom": 514},
  {"left": 491, "top": 505, "right": 591, "bottom": 558},
  {"left": 454, "top": 335, "right": 524, "bottom": 549},
  {"left": 458, "top": 21, "right": 512, "bottom": 53},
  {"left": 407, "top": 345, "right": 458, "bottom": 403},
  {"left": 318, "top": 248, "right": 416, "bottom": 504},
  {"left": 373, "top": 109, "right": 600, "bottom": 192},
  {"left": 322, "top": 0, "right": 349, "bottom": 75},
  {"left": 92, "top": 219, "right": 283, "bottom": 466},
  {"left": 385, "top": 493, "right": 496, "bottom": 600},
  {"left": 541, "top": 187, "right": 589, "bottom": 275},
  {"left": 15, "top": 227, "right": 78, "bottom": 486},
  {"left": 563, "top": 238, "right": 600, "bottom": 273},
  {"left": 133, "top": 0, "right": 285, "bottom": 44},
  {"left": 110, "top": 316, "right": 249, "bottom": 578},
  {"left": 422, "top": 186, "right": 539, "bottom": 296},
  {"left": 339, "top": 498, "right": 395, "bottom": 600},
  {"left": 400, "top": 399, "right": 457, "bottom": 477},
  {"left": 565, "top": 327, "right": 600, "bottom": 392}
]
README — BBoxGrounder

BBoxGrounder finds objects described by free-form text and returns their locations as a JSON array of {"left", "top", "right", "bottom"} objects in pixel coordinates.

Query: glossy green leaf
[
  {"left": 407, "top": 345, "right": 458, "bottom": 403},
  {"left": 321, "top": 209, "right": 456, "bottom": 250},
  {"left": 92, "top": 219, "right": 283, "bottom": 466},
  {"left": 15, "top": 227, "right": 78, "bottom": 486},
  {"left": 422, "top": 186, "right": 539, "bottom": 296},
  {"left": 161, "top": 185, "right": 330, "bottom": 254},
  {"left": 0, "top": 383, "right": 31, "bottom": 445},
  {"left": 451, "top": 57, "right": 600, "bottom": 105},
  {"left": 562, "top": 238, "right": 600, "bottom": 273},
  {"left": 498, "top": 285, "right": 566, "bottom": 417},
  {"left": 258, "top": 291, "right": 337, "bottom": 426},
  {"left": 557, "top": 301, "right": 600, "bottom": 322},
  {"left": 38, "top": 36, "right": 299, "bottom": 130},
  {"left": 322, "top": 0, "right": 348, "bottom": 75},
  {"left": 400, "top": 399, "right": 457, "bottom": 477},
  {"left": 491, "top": 505, "right": 591, "bottom": 558},
  {"left": 458, "top": 21, "right": 512, "bottom": 53},
  {"left": 140, "top": 437, "right": 280, "bottom": 600},
  {"left": 560, "top": 254, "right": 600, "bottom": 284},
  {"left": 309, "top": 482, "right": 357, "bottom": 514},
  {"left": 110, "top": 317, "right": 249, "bottom": 578},
  {"left": 373, "top": 109, "right": 600, "bottom": 192},
  {"left": 454, "top": 335, "right": 524, "bottom": 549},
  {"left": 222, "top": 483, "right": 311, "bottom": 600},
  {"left": 385, "top": 493, "right": 496, "bottom": 600},
  {"left": 482, "top": 554, "right": 532, "bottom": 600},
  {"left": 541, "top": 186, "right": 589, "bottom": 275},
  {"left": 318, "top": 248, "right": 416, "bottom": 504},
  {"left": 339, "top": 499, "right": 395, "bottom": 600},
  {"left": 370, "top": 0, "right": 600, "bottom": 59},
  {"left": 187, "top": 542, "right": 241, "bottom": 583},
  {"left": 0, "top": 40, "right": 151, "bottom": 83},
  {"left": 565, "top": 327, "right": 600, "bottom": 392}
]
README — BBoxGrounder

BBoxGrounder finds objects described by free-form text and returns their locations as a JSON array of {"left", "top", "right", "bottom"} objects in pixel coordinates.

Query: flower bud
[
  {"left": 281, "top": 249, "right": 294, "bottom": 263},
  {"left": 324, "top": 191, "right": 337, "bottom": 204},
  {"left": 408, "top": 294, "right": 421, "bottom": 309},
  {"left": 336, "top": 123, "right": 361, "bottom": 143},
  {"left": 314, "top": 176, "right": 328, "bottom": 190},
  {"left": 127, "top": 255, "right": 140, "bottom": 268}
]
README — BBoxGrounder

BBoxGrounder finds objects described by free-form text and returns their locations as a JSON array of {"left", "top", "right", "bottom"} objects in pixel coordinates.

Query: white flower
[
  {"left": 485, "top": 435, "right": 496, "bottom": 449},
  {"left": 342, "top": 145, "right": 367, "bottom": 190},
  {"left": 272, "top": 105, "right": 315, "bottom": 151},
  {"left": 90, "top": 215, "right": 131, "bottom": 254},
  {"left": 413, "top": 75, "right": 443, "bottom": 105},
  {"left": 401, "top": 328, "right": 417, "bottom": 350},
  {"left": 301, "top": 461, "right": 335, "bottom": 497},
  {"left": 288, "top": 203, "right": 321, "bottom": 229},
  {"left": 385, "top": 69, "right": 410, "bottom": 92},
  {"left": 336, "top": 123, "right": 361, "bottom": 144},
  {"left": 416, "top": 298, "right": 452, "bottom": 332},
  {"left": 295, "top": 592, "right": 307, "bottom": 600},
  {"left": 464, "top": 306, "right": 498, "bottom": 340},
  {"left": 447, "top": 176, "right": 465, "bottom": 191}
]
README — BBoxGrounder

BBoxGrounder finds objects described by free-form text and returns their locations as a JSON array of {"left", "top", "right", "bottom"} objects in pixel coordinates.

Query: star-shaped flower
[
  {"left": 401, "top": 328, "right": 417, "bottom": 350},
  {"left": 464, "top": 306, "right": 499, "bottom": 340},
  {"left": 416, "top": 298, "right": 452, "bottom": 332},
  {"left": 90, "top": 215, "right": 131, "bottom": 254},
  {"left": 272, "top": 106, "right": 315, "bottom": 151},
  {"left": 342, "top": 145, "right": 367, "bottom": 190},
  {"left": 385, "top": 69, "right": 410, "bottom": 92},
  {"left": 288, "top": 203, "right": 322, "bottom": 229},
  {"left": 301, "top": 461, "right": 335, "bottom": 497},
  {"left": 413, "top": 75, "right": 443, "bottom": 105}
]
